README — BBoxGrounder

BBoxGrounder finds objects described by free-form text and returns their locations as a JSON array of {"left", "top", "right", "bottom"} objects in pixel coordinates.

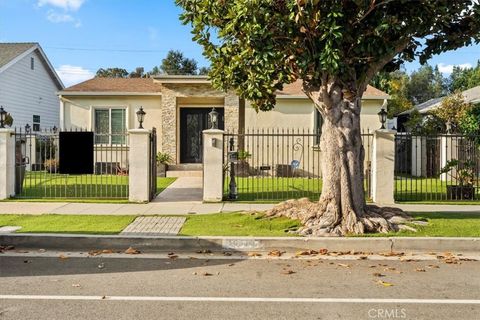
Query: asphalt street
[{"left": 0, "top": 251, "right": 479, "bottom": 320}]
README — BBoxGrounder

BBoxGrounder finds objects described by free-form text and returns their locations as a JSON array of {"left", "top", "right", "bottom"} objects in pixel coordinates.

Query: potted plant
[
  {"left": 234, "top": 150, "right": 252, "bottom": 177},
  {"left": 44, "top": 159, "right": 59, "bottom": 174},
  {"left": 440, "top": 159, "right": 477, "bottom": 200},
  {"left": 156, "top": 152, "right": 172, "bottom": 177}
]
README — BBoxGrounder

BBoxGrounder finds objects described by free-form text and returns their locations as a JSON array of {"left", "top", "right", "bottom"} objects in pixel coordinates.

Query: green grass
[
  {"left": 156, "top": 177, "right": 176, "bottom": 195},
  {"left": 180, "top": 212, "right": 301, "bottom": 237},
  {"left": 0, "top": 214, "right": 135, "bottom": 234},
  {"left": 224, "top": 176, "right": 480, "bottom": 204},
  {"left": 360, "top": 212, "right": 480, "bottom": 237},
  {"left": 394, "top": 175, "right": 480, "bottom": 203},
  {"left": 11, "top": 173, "right": 176, "bottom": 202}
]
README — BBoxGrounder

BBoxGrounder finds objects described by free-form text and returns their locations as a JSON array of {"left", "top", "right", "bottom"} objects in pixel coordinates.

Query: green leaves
[{"left": 176, "top": 0, "right": 480, "bottom": 110}]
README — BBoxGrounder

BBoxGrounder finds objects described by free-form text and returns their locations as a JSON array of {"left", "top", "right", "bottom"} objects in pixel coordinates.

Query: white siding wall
[{"left": 0, "top": 50, "right": 60, "bottom": 130}]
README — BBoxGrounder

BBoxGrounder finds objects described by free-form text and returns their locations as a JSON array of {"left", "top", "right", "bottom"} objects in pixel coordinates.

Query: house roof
[
  {"left": 61, "top": 78, "right": 163, "bottom": 94},
  {"left": 400, "top": 84, "right": 480, "bottom": 116},
  {"left": 0, "top": 43, "right": 37, "bottom": 68},
  {"left": 60, "top": 76, "right": 388, "bottom": 99},
  {"left": 0, "top": 42, "right": 64, "bottom": 89},
  {"left": 278, "top": 80, "right": 389, "bottom": 99}
]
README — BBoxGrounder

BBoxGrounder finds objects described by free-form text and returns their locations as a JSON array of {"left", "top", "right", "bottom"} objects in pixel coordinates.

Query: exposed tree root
[{"left": 264, "top": 198, "right": 414, "bottom": 237}]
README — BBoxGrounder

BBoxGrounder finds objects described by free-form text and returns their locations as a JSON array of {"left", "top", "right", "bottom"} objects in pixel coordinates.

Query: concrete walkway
[
  {"left": 154, "top": 177, "right": 203, "bottom": 202},
  {"left": 0, "top": 201, "right": 478, "bottom": 216},
  {"left": 120, "top": 216, "right": 186, "bottom": 236}
]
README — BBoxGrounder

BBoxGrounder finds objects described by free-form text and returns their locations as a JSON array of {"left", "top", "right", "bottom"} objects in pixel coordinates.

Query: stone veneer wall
[{"left": 160, "top": 83, "right": 239, "bottom": 163}]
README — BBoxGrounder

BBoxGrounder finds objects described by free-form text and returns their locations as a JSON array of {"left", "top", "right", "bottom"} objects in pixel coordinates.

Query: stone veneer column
[
  {"left": 161, "top": 88, "right": 178, "bottom": 163},
  {"left": 224, "top": 93, "right": 240, "bottom": 133}
]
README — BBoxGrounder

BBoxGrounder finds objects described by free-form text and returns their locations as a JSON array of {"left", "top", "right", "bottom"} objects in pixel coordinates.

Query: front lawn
[
  {"left": 0, "top": 214, "right": 135, "bottom": 235},
  {"left": 180, "top": 212, "right": 301, "bottom": 237}
]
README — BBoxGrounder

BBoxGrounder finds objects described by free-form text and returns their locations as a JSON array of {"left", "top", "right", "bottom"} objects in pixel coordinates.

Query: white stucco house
[
  {"left": 58, "top": 75, "right": 389, "bottom": 169},
  {"left": 0, "top": 43, "right": 64, "bottom": 130}
]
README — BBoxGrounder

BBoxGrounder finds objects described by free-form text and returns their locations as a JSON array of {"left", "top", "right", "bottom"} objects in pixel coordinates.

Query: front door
[{"left": 180, "top": 108, "right": 224, "bottom": 163}]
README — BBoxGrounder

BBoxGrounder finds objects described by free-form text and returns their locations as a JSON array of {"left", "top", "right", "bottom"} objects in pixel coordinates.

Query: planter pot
[
  {"left": 446, "top": 185, "right": 475, "bottom": 200},
  {"left": 157, "top": 163, "right": 167, "bottom": 177},
  {"left": 15, "top": 165, "right": 26, "bottom": 194}
]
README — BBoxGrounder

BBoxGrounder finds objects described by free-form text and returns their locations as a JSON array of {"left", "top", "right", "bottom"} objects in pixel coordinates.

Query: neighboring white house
[{"left": 0, "top": 43, "right": 64, "bottom": 130}]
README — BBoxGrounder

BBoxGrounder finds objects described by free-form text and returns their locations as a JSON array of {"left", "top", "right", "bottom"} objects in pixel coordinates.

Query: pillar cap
[
  {"left": 128, "top": 129, "right": 150, "bottom": 134},
  {"left": 203, "top": 129, "right": 224, "bottom": 134}
]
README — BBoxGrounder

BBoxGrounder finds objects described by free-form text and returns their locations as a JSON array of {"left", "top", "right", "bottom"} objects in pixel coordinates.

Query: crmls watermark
[{"left": 368, "top": 308, "right": 407, "bottom": 319}]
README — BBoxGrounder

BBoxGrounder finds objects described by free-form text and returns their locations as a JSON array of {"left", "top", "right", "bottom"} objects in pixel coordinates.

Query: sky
[{"left": 1, "top": 0, "right": 480, "bottom": 87}]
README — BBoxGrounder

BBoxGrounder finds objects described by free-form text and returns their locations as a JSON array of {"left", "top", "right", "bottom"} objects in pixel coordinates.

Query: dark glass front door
[{"left": 180, "top": 108, "right": 224, "bottom": 163}]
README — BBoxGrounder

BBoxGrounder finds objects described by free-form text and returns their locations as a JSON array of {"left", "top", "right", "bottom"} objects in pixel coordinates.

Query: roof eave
[{"left": 58, "top": 91, "right": 162, "bottom": 96}]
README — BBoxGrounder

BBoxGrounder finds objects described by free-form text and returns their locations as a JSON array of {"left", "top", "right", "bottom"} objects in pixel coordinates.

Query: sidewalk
[{"left": 0, "top": 201, "right": 478, "bottom": 215}]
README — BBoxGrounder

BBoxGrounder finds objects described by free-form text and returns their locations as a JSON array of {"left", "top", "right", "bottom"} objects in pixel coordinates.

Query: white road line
[{"left": 0, "top": 295, "right": 479, "bottom": 304}]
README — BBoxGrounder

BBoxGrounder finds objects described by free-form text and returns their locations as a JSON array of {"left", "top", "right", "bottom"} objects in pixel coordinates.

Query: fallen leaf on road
[
  {"left": 202, "top": 272, "right": 213, "bottom": 276},
  {"left": 426, "top": 265, "right": 440, "bottom": 269},
  {"left": 98, "top": 263, "right": 105, "bottom": 269},
  {"left": 369, "top": 265, "right": 377, "bottom": 268},
  {"left": 72, "top": 284, "right": 81, "bottom": 288},
  {"left": 268, "top": 250, "right": 284, "bottom": 257},
  {"left": 337, "top": 263, "right": 351, "bottom": 268},
  {"left": 228, "top": 263, "right": 235, "bottom": 267},
  {"left": 125, "top": 247, "right": 141, "bottom": 254},
  {"left": 167, "top": 252, "right": 176, "bottom": 256},
  {"left": 380, "top": 251, "right": 404, "bottom": 257},
  {"left": 15, "top": 250, "right": 29, "bottom": 253},
  {"left": 297, "top": 250, "right": 319, "bottom": 256},
  {"left": 168, "top": 255, "right": 178, "bottom": 260},
  {"left": 248, "top": 252, "right": 262, "bottom": 257},
  {"left": 38, "top": 249, "right": 46, "bottom": 253},
  {"left": 376, "top": 280, "right": 394, "bottom": 287},
  {"left": 102, "top": 296, "right": 106, "bottom": 300},
  {"left": 196, "top": 249, "right": 212, "bottom": 254},
  {"left": 383, "top": 267, "right": 396, "bottom": 271},
  {"left": 318, "top": 248, "right": 328, "bottom": 255},
  {"left": 372, "top": 273, "right": 385, "bottom": 277},
  {"left": 358, "top": 256, "right": 368, "bottom": 260},
  {"left": 58, "top": 254, "right": 69, "bottom": 260},
  {"left": 223, "top": 251, "right": 232, "bottom": 256},
  {"left": 281, "top": 269, "right": 296, "bottom": 275},
  {"left": 415, "top": 268, "right": 426, "bottom": 272}
]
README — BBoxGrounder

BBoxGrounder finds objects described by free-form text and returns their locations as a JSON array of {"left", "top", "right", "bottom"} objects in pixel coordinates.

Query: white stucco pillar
[
  {"left": 371, "top": 130, "right": 396, "bottom": 204},
  {"left": 203, "top": 129, "right": 224, "bottom": 202},
  {"left": 411, "top": 135, "right": 427, "bottom": 177},
  {"left": 0, "top": 128, "right": 15, "bottom": 199},
  {"left": 128, "top": 129, "right": 151, "bottom": 203},
  {"left": 440, "top": 134, "right": 459, "bottom": 182}
]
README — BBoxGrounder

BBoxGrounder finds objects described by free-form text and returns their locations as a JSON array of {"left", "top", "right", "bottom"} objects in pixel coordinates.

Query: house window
[
  {"left": 94, "top": 108, "right": 126, "bottom": 144},
  {"left": 314, "top": 110, "right": 323, "bottom": 144},
  {"left": 31, "top": 57, "right": 35, "bottom": 70},
  {"left": 33, "top": 115, "right": 40, "bottom": 131}
]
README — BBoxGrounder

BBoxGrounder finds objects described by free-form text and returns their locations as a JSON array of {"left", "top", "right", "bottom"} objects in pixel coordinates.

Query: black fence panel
[
  {"left": 223, "top": 128, "right": 373, "bottom": 202},
  {"left": 394, "top": 132, "right": 480, "bottom": 202},
  {"left": 14, "top": 127, "right": 129, "bottom": 199}
]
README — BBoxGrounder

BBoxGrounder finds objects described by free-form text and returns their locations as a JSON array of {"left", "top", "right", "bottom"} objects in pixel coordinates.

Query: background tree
[
  {"left": 95, "top": 68, "right": 129, "bottom": 78},
  {"left": 198, "top": 66, "right": 210, "bottom": 75},
  {"left": 406, "top": 65, "right": 446, "bottom": 104},
  {"left": 449, "top": 61, "right": 480, "bottom": 92},
  {"left": 159, "top": 50, "right": 198, "bottom": 75},
  {"left": 371, "top": 70, "right": 412, "bottom": 118},
  {"left": 177, "top": 0, "right": 480, "bottom": 235}
]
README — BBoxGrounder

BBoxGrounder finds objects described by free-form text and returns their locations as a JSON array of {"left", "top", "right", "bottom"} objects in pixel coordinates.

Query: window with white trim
[{"left": 94, "top": 108, "right": 126, "bottom": 144}]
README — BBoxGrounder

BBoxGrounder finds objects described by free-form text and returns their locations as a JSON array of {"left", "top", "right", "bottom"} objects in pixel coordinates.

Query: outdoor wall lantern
[
  {"left": 25, "top": 124, "right": 31, "bottom": 134},
  {"left": 52, "top": 126, "right": 58, "bottom": 134},
  {"left": 209, "top": 107, "right": 219, "bottom": 129},
  {"left": 0, "top": 106, "right": 7, "bottom": 129},
  {"left": 377, "top": 107, "right": 387, "bottom": 129},
  {"left": 446, "top": 120, "right": 452, "bottom": 134},
  {"left": 136, "top": 107, "right": 146, "bottom": 129}
]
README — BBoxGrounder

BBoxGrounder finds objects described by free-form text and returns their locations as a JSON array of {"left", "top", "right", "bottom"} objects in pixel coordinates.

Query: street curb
[{"left": 1, "top": 234, "right": 479, "bottom": 253}]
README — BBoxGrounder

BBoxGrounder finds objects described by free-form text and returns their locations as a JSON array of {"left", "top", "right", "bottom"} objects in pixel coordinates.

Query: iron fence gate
[
  {"left": 395, "top": 132, "right": 480, "bottom": 201},
  {"left": 223, "top": 128, "right": 373, "bottom": 202},
  {"left": 149, "top": 127, "right": 157, "bottom": 201},
  {"left": 14, "top": 127, "right": 129, "bottom": 199}
]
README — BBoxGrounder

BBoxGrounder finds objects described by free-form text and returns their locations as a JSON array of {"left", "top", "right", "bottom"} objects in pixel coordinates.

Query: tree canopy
[
  {"left": 159, "top": 50, "right": 198, "bottom": 75},
  {"left": 177, "top": 0, "right": 480, "bottom": 111},
  {"left": 95, "top": 68, "right": 129, "bottom": 78}
]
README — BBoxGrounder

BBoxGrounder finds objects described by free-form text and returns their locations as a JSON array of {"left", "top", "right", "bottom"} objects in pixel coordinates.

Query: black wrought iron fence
[
  {"left": 14, "top": 127, "right": 129, "bottom": 199},
  {"left": 394, "top": 132, "right": 480, "bottom": 201},
  {"left": 223, "top": 128, "right": 374, "bottom": 202},
  {"left": 149, "top": 127, "right": 157, "bottom": 201}
]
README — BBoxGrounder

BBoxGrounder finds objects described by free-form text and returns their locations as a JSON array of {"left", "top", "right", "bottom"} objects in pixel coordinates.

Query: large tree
[
  {"left": 407, "top": 65, "right": 446, "bottom": 104},
  {"left": 177, "top": 0, "right": 480, "bottom": 235}
]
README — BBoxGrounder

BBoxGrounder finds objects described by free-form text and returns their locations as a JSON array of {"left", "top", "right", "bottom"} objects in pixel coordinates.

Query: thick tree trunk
[{"left": 266, "top": 81, "right": 411, "bottom": 236}]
